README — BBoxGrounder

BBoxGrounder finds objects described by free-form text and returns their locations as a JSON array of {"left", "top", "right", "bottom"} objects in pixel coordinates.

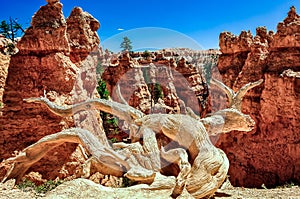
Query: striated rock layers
[
  {"left": 102, "top": 53, "right": 153, "bottom": 114},
  {"left": 0, "top": 0, "right": 101, "bottom": 180},
  {"left": 216, "top": 6, "right": 300, "bottom": 187},
  {"left": 101, "top": 49, "right": 214, "bottom": 116}
]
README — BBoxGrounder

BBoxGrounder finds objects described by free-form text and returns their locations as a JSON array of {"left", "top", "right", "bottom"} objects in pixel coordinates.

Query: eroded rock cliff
[
  {"left": 101, "top": 49, "right": 215, "bottom": 117},
  {"left": 0, "top": 35, "right": 11, "bottom": 109},
  {"left": 216, "top": 6, "right": 300, "bottom": 187},
  {"left": 0, "top": 0, "right": 101, "bottom": 181}
]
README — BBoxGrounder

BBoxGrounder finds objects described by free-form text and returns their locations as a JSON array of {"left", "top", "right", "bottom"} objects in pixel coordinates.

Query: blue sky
[{"left": 0, "top": 0, "right": 299, "bottom": 50}]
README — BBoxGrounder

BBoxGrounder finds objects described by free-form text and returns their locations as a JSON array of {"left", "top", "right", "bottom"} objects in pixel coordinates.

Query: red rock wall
[
  {"left": 101, "top": 52, "right": 152, "bottom": 113},
  {"left": 216, "top": 7, "right": 300, "bottom": 187},
  {"left": 0, "top": 35, "right": 16, "bottom": 112},
  {"left": 101, "top": 50, "right": 212, "bottom": 116},
  {"left": 0, "top": 0, "right": 101, "bottom": 180},
  {"left": 0, "top": 48, "right": 10, "bottom": 108}
]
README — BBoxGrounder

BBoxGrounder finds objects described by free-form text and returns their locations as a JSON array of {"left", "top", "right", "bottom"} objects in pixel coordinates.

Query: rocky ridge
[
  {"left": 216, "top": 6, "right": 300, "bottom": 187},
  {"left": 100, "top": 48, "right": 218, "bottom": 116}
]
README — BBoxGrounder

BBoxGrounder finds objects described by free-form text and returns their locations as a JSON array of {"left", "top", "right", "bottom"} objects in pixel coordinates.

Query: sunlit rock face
[
  {"left": 0, "top": 0, "right": 100, "bottom": 181},
  {"left": 216, "top": 6, "right": 300, "bottom": 188},
  {"left": 66, "top": 7, "right": 100, "bottom": 63},
  {"left": 101, "top": 49, "right": 215, "bottom": 117},
  {"left": 0, "top": 35, "right": 11, "bottom": 109}
]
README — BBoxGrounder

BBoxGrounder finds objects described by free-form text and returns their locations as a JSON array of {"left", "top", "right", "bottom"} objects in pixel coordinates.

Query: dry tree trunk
[
  {"left": 2, "top": 128, "right": 129, "bottom": 183},
  {"left": 2, "top": 79, "right": 263, "bottom": 198}
]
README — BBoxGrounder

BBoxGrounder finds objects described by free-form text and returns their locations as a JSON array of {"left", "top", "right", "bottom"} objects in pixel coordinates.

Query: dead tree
[{"left": 1, "top": 79, "right": 263, "bottom": 198}]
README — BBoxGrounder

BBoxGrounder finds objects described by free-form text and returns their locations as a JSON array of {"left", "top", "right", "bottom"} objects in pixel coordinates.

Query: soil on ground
[{"left": 0, "top": 179, "right": 299, "bottom": 199}]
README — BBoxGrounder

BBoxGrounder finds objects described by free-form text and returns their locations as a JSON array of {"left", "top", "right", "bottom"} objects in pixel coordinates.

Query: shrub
[
  {"left": 35, "top": 180, "right": 63, "bottom": 193},
  {"left": 17, "top": 179, "right": 63, "bottom": 194},
  {"left": 122, "top": 177, "right": 135, "bottom": 187},
  {"left": 110, "top": 137, "right": 117, "bottom": 143},
  {"left": 96, "top": 79, "right": 121, "bottom": 137},
  {"left": 97, "top": 79, "right": 110, "bottom": 100},
  {"left": 142, "top": 50, "right": 151, "bottom": 59},
  {"left": 147, "top": 83, "right": 164, "bottom": 104}
]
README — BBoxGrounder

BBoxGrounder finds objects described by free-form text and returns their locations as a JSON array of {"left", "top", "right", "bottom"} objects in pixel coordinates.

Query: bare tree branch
[{"left": 210, "top": 78, "right": 263, "bottom": 110}]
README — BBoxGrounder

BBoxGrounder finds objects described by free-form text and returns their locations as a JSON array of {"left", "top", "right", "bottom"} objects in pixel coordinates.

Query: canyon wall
[
  {"left": 2, "top": 0, "right": 297, "bottom": 189},
  {"left": 101, "top": 49, "right": 216, "bottom": 117},
  {"left": 0, "top": 0, "right": 102, "bottom": 180},
  {"left": 216, "top": 6, "right": 300, "bottom": 187}
]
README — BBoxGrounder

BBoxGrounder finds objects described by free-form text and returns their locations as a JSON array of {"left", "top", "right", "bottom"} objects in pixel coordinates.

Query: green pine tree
[
  {"left": 0, "top": 18, "right": 25, "bottom": 42},
  {"left": 120, "top": 36, "right": 133, "bottom": 52},
  {"left": 0, "top": 21, "right": 9, "bottom": 38}
]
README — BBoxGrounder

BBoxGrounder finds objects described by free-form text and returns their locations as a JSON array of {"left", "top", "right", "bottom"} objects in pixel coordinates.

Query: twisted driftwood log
[{"left": 2, "top": 79, "right": 263, "bottom": 198}]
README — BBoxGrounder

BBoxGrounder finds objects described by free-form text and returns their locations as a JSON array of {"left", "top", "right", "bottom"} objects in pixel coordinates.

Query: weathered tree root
[
  {"left": 2, "top": 79, "right": 263, "bottom": 198},
  {"left": 2, "top": 128, "right": 129, "bottom": 184}
]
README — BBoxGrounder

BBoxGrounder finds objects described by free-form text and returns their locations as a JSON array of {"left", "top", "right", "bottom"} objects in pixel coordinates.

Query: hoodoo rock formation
[
  {"left": 0, "top": 0, "right": 101, "bottom": 180},
  {"left": 216, "top": 6, "right": 300, "bottom": 187},
  {"left": 101, "top": 53, "right": 152, "bottom": 114},
  {"left": 101, "top": 49, "right": 216, "bottom": 116},
  {"left": 3, "top": 0, "right": 298, "bottom": 193}
]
